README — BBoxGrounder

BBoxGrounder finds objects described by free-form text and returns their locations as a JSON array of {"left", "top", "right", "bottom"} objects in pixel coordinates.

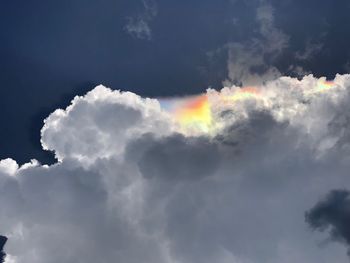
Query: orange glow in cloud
[
  {"left": 172, "top": 87, "right": 259, "bottom": 132},
  {"left": 175, "top": 95, "right": 212, "bottom": 132},
  {"left": 164, "top": 80, "right": 338, "bottom": 133}
]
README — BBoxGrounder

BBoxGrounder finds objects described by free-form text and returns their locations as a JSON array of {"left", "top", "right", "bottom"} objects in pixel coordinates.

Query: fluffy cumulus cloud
[{"left": 3, "top": 75, "right": 350, "bottom": 262}]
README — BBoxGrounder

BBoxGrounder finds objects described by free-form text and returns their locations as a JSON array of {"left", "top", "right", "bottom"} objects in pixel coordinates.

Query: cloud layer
[{"left": 2, "top": 75, "right": 350, "bottom": 262}]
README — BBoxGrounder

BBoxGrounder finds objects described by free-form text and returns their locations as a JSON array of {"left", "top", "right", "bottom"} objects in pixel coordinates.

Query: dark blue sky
[{"left": 1, "top": 0, "right": 350, "bottom": 164}]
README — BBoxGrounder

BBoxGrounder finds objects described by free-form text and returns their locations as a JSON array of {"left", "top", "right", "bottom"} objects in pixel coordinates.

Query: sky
[
  {"left": 2, "top": 0, "right": 350, "bottom": 164},
  {"left": 2, "top": 0, "right": 350, "bottom": 262}
]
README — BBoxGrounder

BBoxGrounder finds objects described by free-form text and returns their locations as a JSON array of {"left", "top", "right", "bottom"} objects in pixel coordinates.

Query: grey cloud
[
  {"left": 287, "top": 65, "right": 311, "bottom": 78},
  {"left": 306, "top": 190, "right": 350, "bottom": 256},
  {"left": 0, "top": 236, "right": 7, "bottom": 263},
  {"left": 215, "top": 110, "right": 286, "bottom": 148},
  {"left": 1, "top": 159, "right": 173, "bottom": 263},
  {"left": 326, "top": 92, "right": 350, "bottom": 154},
  {"left": 131, "top": 134, "right": 220, "bottom": 181},
  {"left": 125, "top": 18, "right": 152, "bottom": 40},
  {"left": 223, "top": 1, "right": 327, "bottom": 86},
  {"left": 295, "top": 40, "right": 324, "bottom": 61},
  {"left": 225, "top": 2, "right": 289, "bottom": 86},
  {"left": 255, "top": 3, "right": 288, "bottom": 54}
]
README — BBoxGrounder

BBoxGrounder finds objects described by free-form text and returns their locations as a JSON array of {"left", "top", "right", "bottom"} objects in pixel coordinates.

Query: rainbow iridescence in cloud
[
  {"left": 160, "top": 87, "right": 259, "bottom": 133},
  {"left": 313, "top": 80, "right": 335, "bottom": 93},
  {"left": 160, "top": 80, "right": 337, "bottom": 133},
  {"left": 174, "top": 95, "right": 212, "bottom": 132}
]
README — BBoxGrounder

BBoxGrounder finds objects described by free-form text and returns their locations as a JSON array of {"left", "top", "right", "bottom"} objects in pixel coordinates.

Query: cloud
[
  {"left": 129, "top": 134, "right": 220, "bottom": 181},
  {"left": 2, "top": 75, "right": 350, "bottom": 262},
  {"left": 225, "top": 2, "right": 289, "bottom": 86},
  {"left": 125, "top": 0, "right": 157, "bottom": 40},
  {"left": 306, "top": 190, "right": 350, "bottom": 256},
  {"left": 222, "top": 1, "right": 328, "bottom": 86},
  {"left": 295, "top": 39, "right": 324, "bottom": 61},
  {"left": 0, "top": 236, "right": 7, "bottom": 263},
  {"left": 40, "top": 85, "right": 173, "bottom": 164}
]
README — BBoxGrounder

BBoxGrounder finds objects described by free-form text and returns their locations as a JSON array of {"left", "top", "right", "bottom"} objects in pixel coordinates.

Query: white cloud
[
  {"left": 0, "top": 159, "right": 18, "bottom": 176},
  {"left": 41, "top": 85, "right": 173, "bottom": 164},
  {"left": 4, "top": 254, "right": 17, "bottom": 263},
  {"left": 2, "top": 75, "right": 350, "bottom": 262}
]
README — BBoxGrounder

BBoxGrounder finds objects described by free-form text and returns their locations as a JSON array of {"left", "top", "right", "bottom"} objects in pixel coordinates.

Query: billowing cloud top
[
  {"left": 2, "top": 75, "right": 350, "bottom": 263},
  {"left": 160, "top": 75, "right": 345, "bottom": 136}
]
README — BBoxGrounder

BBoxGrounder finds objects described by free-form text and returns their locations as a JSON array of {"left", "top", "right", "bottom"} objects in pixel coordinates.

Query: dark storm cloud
[
  {"left": 306, "top": 190, "right": 350, "bottom": 256},
  {"left": 0, "top": 236, "right": 7, "bottom": 263}
]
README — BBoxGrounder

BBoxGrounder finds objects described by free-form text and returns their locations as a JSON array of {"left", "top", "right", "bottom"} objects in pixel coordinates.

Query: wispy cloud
[
  {"left": 295, "top": 39, "right": 324, "bottom": 61},
  {"left": 224, "top": 1, "right": 289, "bottom": 86},
  {"left": 125, "top": 0, "right": 157, "bottom": 40}
]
